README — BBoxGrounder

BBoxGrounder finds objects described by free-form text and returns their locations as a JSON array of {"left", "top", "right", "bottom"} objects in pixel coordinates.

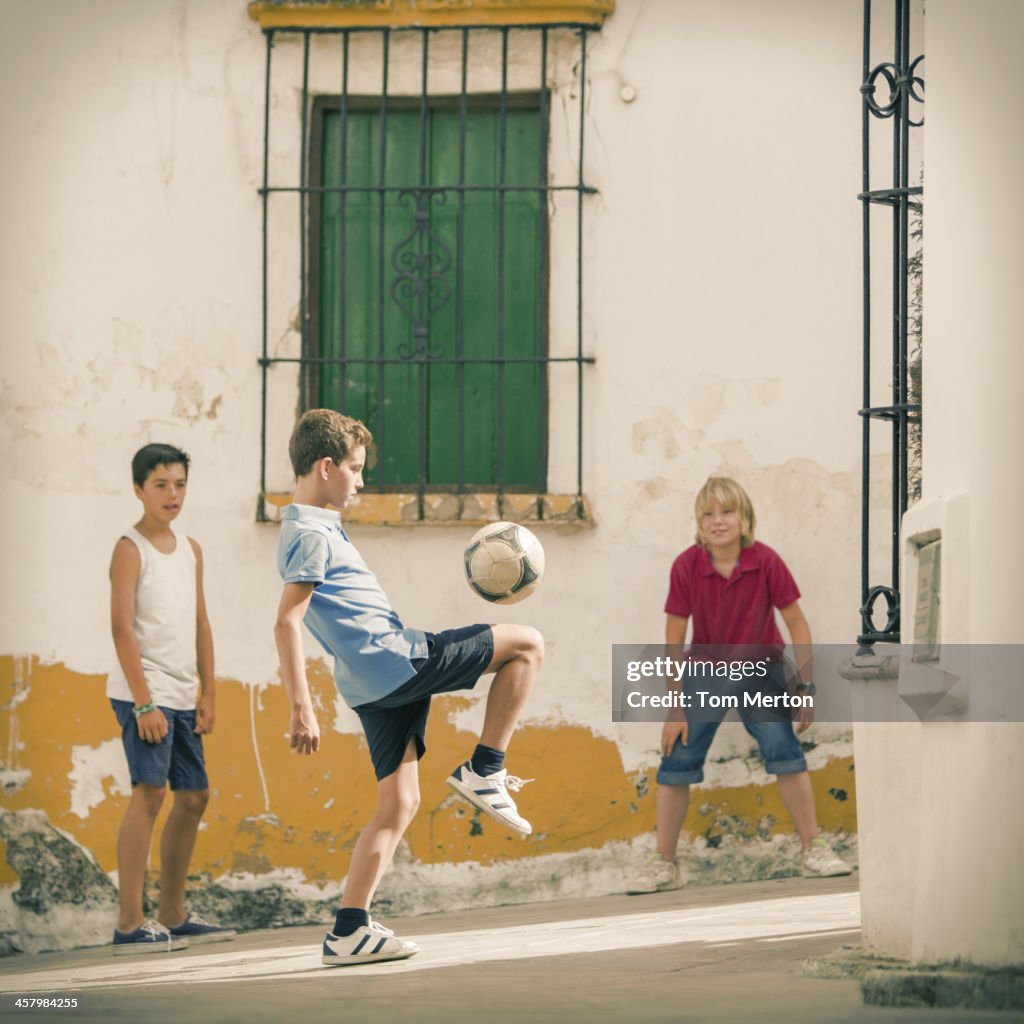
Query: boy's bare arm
[
  {"left": 665, "top": 614, "right": 688, "bottom": 647},
  {"left": 110, "top": 538, "right": 168, "bottom": 743},
  {"left": 779, "top": 600, "right": 814, "bottom": 733},
  {"left": 662, "top": 614, "right": 690, "bottom": 753},
  {"left": 274, "top": 582, "right": 320, "bottom": 754},
  {"left": 190, "top": 538, "right": 216, "bottom": 735}
]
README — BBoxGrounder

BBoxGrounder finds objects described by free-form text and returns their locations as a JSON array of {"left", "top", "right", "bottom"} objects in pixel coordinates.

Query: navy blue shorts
[
  {"left": 355, "top": 624, "right": 494, "bottom": 781},
  {"left": 111, "top": 699, "right": 209, "bottom": 791}
]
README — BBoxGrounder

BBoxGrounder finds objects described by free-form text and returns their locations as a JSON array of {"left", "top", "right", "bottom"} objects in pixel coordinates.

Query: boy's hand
[
  {"left": 290, "top": 702, "right": 320, "bottom": 754},
  {"left": 792, "top": 700, "right": 814, "bottom": 734},
  {"left": 136, "top": 708, "right": 168, "bottom": 744},
  {"left": 195, "top": 692, "right": 215, "bottom": 735},
  {"left": 661, "top": 716, "right": 688, "bottom": 756}
]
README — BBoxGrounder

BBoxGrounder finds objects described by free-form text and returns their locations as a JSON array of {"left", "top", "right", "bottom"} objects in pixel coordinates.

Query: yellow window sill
[
  {"left": 248, "top": 1, "right": 615, "bottom": 30},
  {"left": 261, "top": 492, "right": 594, "bottom": 527}
]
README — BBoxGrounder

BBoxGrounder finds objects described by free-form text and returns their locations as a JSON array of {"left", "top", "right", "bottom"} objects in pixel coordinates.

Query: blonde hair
[{"left": 694, "top": 476, "right": 756, "bottom": 548}]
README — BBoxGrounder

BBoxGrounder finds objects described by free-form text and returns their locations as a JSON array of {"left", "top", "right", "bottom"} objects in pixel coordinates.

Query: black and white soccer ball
[{"left": 464, "top": 522, "right": 545, "bottom": 604}]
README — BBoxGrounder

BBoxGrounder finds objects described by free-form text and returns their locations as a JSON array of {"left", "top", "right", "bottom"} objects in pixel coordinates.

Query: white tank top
[{"left": 106, "top": 527, "right": 199, "bottom": 711}]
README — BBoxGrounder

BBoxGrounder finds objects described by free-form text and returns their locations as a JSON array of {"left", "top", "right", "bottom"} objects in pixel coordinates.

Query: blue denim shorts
[
  {"left": 111, "top": 700, "right": 209, "bottom": 791},
  {"left": 355, "top": 624, "right": 494, "bottom": 781},
  {"left": 656, "top": 663, "right": 808, "bottom": 785}
]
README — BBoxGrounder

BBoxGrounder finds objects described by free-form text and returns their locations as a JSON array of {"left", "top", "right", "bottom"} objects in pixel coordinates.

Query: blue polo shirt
[{"left": 277, "top": 503, "right": 428, "bottom": 707}]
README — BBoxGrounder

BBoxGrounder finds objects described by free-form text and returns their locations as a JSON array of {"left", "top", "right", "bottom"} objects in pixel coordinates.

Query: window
[
  {"left": 252, "top": 3, "right": 613, "bottom": 524},
  {"left": 309, "top": 95, "right": 546, "bottom": 492}
]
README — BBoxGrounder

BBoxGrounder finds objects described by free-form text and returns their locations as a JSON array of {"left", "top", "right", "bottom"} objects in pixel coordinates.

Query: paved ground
[{"left": 0, "top": 875, "right": 1019, "bottom": 1023}]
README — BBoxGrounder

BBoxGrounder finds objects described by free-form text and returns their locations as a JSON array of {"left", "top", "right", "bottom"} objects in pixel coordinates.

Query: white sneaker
[
  {"left": 625, "top": 854, "right": 679, "bottom": 895},
  {"left": 321, "top": 921, "right": 419, "bottom": 967},
  {"left": 802, "top": 837, "right": 853, "bottom": 877},
  {"left": 446, "top": 761, "right": 533, "bottom": 836}
]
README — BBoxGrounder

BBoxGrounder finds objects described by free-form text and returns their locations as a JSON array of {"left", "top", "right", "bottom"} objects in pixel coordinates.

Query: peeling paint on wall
[
  {"left": 68, "top": 739, "right": 130, "bottom": 820},
  {"left": 0, "top": 654, "right": 857, "bottom": 951}
]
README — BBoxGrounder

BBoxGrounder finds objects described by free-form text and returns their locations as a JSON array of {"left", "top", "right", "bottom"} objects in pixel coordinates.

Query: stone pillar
[{"left": 855, "top": 0, "right": 1024, "bottom": 969}]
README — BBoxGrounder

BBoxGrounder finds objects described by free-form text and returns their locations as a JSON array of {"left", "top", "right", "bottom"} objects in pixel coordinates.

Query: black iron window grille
[
  {"left": 256, "top": 23, "right": 598, "bottom": 520},
  {"left": 857, "top": 0, "right": 924, "bottom": 645}
]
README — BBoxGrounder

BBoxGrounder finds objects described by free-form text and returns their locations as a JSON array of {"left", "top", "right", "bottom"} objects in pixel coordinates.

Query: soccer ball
[{"left": 464, "top": 522, "right": 545, "bottom": 604}]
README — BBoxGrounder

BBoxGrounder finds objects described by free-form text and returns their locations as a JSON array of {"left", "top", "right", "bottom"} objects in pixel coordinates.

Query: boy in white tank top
[{"left": 106, "top": 444, "right": 234, "bottom": 953}]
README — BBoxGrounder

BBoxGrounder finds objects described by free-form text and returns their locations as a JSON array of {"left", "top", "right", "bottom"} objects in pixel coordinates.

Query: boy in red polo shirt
[{"left": 626, "top": 476, "right": 851, "bottom": 894}]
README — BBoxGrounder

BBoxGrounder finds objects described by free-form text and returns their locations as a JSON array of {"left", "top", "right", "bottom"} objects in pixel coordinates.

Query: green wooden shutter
[{"left": 316, "top": 102, "right": 544, "bottom": 491}]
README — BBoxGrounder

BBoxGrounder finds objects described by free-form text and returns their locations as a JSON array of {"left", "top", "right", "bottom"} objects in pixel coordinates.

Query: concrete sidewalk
[{"left": 0, "top": 875, "right": 1016, "bottom": 1023}]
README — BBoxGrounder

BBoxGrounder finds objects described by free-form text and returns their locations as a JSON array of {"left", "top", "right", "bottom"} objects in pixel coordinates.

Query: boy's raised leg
[
  {"left": 447, "top": 624, "right": 543, "bottom": 835},
  {"left": 479, "top": 624, "right": 544, "bottom": 751}
]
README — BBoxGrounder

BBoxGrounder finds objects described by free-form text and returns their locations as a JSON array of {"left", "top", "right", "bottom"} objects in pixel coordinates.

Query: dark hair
[
  {"left": 132, "top": 443, "right": 190, "bottom": 488},
  {"left": 289, "top": 409, "right": 372, "bottom": 477}
]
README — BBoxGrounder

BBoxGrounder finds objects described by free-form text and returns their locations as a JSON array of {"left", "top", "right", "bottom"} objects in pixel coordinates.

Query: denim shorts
[
  {"left": 111, "top": 699, "right": 209, "bottom": 791},
  {"left": 656, "top": 663, "right": 808, "bottom": 785},
  {"left": 355, "top": 624, "right": 494, "bottom": 781}
]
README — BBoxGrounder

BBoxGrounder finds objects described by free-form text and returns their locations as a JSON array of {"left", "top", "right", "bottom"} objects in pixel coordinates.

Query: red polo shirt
[{"left": 664, "top": 541, "right": 801, "bottom": 647}]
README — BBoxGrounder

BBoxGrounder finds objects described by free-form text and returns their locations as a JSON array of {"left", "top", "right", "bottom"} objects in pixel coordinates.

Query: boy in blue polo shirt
[
  {"left": 274, "top": 409, "right": 544, "bottom": 966},
  {"left": 626, "top": 476, "right": 851, "bottom": 894}
]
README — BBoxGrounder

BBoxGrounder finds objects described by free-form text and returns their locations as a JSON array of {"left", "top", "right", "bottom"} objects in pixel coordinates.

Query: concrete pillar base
[{"left": 803, "top": 944, "right": 1024, "bottom": 1011}]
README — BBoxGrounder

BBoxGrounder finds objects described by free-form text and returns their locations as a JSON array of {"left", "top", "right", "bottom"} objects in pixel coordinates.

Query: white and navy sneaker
[
  {"left": 112, "top": 919, "right": 188, "bottom": 955},
  {"left": 321, "top": 921, "right": 419, "bottom": 967},
  {"left": 446, "top": 761, "right": 533, "bottom": 836},
  {"left": 166, "top": 911, "right": 236, "bottom": 945}
]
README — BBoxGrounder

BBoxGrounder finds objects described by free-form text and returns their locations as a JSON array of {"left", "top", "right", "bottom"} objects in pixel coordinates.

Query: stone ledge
[
  {"left": 261, "top": 491, "right": 595, "bottom": 527},
  {"left": 248, "top": 1, "right": 615, "bottom": 30}
]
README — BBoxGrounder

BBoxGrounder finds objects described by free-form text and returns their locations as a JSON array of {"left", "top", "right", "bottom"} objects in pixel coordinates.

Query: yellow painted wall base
[{"left": 0, "top": 655, "right": 856, "bottom": 894}]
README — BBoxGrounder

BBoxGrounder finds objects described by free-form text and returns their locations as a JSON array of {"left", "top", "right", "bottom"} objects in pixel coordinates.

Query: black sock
[
  {"left": 333, "top": 908, "right": 369, "bottom": 937},
  {"left": 470, "top": 743, "right": 505, "bottom": 777}
]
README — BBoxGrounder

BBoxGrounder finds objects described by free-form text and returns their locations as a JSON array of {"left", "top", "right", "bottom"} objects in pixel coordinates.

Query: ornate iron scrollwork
[{"left": 390, "top": 189, "right": 453, "bottom": 360}]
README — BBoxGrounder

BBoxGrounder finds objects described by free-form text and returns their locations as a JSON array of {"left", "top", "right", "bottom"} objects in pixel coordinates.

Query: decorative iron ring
[
  {"left": 907, "top": 54, "right": 925, "bottom": 126},
  {"left": 862, "top": 56, "right": 925, "bottom": 125},
  {"left": 860, "top": 585, "right": 900, "bottom": 638},
  {"left": 863, "top": 62, "right": 900, "bottom": 118}
]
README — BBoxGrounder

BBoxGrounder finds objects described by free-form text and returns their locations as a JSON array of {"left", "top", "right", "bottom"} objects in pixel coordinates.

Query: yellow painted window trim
[
  {"left": 248, "top": 0, "right": 615, "bottom": 30},
  {"left": 262, "top": 491, "right": 595, "bottom": 527}
]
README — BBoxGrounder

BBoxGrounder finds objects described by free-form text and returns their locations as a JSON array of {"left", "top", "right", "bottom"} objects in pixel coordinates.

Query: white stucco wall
[{"left": 1, "top": 0, "right": 864, "bottom": 930}]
